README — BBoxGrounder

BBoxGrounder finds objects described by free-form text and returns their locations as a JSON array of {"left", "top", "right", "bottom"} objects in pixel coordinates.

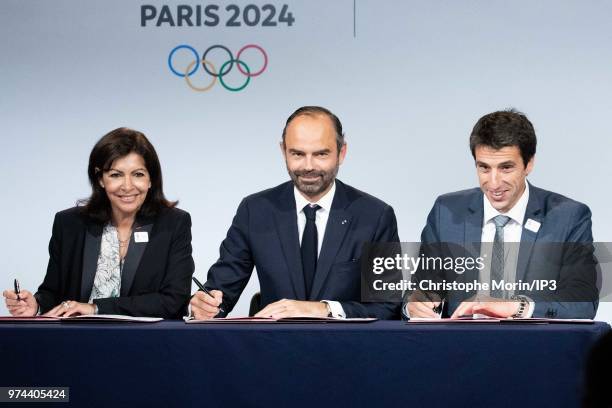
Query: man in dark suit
[
  {"left": 405, "top": 109, "right": 598, "bottom": 319},
  {"left": 190, "top": 106, "right": 400, "bottom": 319}
]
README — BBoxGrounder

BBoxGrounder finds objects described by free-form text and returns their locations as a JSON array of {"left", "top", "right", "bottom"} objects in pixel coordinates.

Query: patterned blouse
[{"left": 88, "top": 224, "right": 124, "bottom": 302}]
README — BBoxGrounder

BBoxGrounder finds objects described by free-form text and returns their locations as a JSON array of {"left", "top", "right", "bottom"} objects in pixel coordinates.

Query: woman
[{"left": 3, "top": 128, "right": 194, "bottom": 318}]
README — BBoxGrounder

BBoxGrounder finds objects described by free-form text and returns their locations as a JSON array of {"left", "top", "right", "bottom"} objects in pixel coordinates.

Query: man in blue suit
[
  {"left": 405, "top": 109, "right": 598, "bottom": 319},
  {"left": 190, "top": 106, "right": 400, "bottom": 319}
]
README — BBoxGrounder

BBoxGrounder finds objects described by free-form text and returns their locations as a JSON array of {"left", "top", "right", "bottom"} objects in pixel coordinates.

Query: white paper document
[{"left": 184, "top": 316, "right": 378, "bottom": 324}]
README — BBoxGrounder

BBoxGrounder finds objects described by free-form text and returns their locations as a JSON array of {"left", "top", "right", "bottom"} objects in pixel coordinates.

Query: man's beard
[{"left": 288, "top": 164, "right": 339, "bottom": 198}]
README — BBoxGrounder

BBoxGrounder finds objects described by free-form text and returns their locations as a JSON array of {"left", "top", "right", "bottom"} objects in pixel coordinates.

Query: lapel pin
[
  {"left": 524, "top": 218, "right": 541, "bottom": 233},
  {"left": 134, "top": 231, "right": 149, "bottom": 243},
  {"left": 341, "top": 219, "right": 348, "bottom": 225}
]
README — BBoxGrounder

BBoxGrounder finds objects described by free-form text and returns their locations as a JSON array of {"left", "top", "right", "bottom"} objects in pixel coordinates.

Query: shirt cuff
[
  {"left": 524, "top": 298, "right": 535, "bottom": 318},
  {"left": 321, "top": 300, "right": 346, "bottom": 319},
  {"left": 187, "top": 303, "right": 193, "bottom": 318}
]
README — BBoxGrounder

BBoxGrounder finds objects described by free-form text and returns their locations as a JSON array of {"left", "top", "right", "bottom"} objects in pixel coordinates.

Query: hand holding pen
[
  {"left": 190, "top": 276, "right": 225, "bottom": 319},
  {"left": 406, "top": 289, "right": 444, "bottom": 319},
  {"left": 2, "top": 279, "right": 39, "bottom": 317}
]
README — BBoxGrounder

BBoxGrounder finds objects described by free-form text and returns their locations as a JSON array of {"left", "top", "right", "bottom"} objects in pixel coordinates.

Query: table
[{"left": 0, "top": 321, "right": 608, "bottom": 407}]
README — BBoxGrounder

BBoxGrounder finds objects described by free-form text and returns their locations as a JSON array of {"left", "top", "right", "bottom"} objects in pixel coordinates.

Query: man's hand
[
  {"left": 190, "top": 290, "right": 223, "bottom": 320},
  {"left": 451, "top": 295, "right": 520, "bottom": 319},
  {"left": 255, "top": 299, "right": 328, "bottom": 319},
  {"left": 406, "top": 290, "right": 441, "bottom": 318}
]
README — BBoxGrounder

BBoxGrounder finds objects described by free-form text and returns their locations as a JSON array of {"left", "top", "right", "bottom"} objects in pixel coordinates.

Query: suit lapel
[
  {"left": 517, "top": 184, "right": 543, "bottom": 281},
  {"left": 273, "top": 183, "right": 306, "bottom": 299},
  {"left": 120, "top": 220, "right": 153, "bottom": 296},
  {"left": 310, "top": 182, "right": 352, "bottom": 300},
  {"left": 465, "top": 192, "right": 483, "bottom": 258},
  {"left": 81, "top": 222, "right": 103, "bottom": 301}
]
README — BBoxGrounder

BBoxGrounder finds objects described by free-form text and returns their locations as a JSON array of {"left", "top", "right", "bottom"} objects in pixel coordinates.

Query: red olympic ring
[{"left": 236, "top": 44, "right": 268, "bottom": 77}]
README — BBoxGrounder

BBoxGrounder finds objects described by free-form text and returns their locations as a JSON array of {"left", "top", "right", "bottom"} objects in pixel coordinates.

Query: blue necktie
[
  {"left": 491, "top": 215, "right": 511, "bottom": 298},
  {"left": 301, "top": 204, "right": 321, "bottom": 299}
]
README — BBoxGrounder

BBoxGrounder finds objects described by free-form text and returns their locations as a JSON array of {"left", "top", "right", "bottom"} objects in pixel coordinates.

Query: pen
[
  {"left": 192, "top": 277, "right": 225, "bottom": 314},
  {"left": 433, "top": 299, "right": 445, "bottom": 316},
  {"left": 423, "top": 290, "right": 444, "bottom": 316},
  {"left": 14, "top": 279, "right": 21, "bottom": 301}
]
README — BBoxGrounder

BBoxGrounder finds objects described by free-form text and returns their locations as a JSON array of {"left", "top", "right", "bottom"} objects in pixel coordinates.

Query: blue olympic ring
[{"left": 168, "top": 45, "right": 199, "bottom": 77}]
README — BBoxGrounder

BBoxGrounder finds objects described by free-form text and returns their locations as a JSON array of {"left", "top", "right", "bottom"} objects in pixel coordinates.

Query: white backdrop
[{"left": 1, "top": 0, "right": 610, "bottom": 319}]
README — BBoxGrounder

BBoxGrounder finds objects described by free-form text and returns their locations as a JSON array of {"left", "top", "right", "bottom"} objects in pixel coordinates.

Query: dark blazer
[
  {"left": 206, "top": 180, "right": 401, "bottom": 319},
  {"left": 35, "top": 206, "right": 195, "bottom": 318},
  {"left": 408, "top": 183, "right": 599, "bottom": 319}
]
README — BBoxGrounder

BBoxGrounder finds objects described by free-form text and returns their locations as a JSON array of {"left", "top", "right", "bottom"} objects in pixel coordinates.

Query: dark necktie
[
  {"left": 490, "top": 215, "right": 511, "bottom": 298},
  {"left": 301, "top": 204, "right": 321, "bottom": 299}
]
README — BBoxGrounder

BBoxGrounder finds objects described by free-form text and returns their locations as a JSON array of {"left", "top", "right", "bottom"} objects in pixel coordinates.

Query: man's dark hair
[
  {"left": 469, "top": 109, "right": 537, "bottom": 167},
  {"left": 282, "top": 106, "right": 345, "bottom": 153},
  {"left": 79, "top": 127, "right": 176, "bottom": 223}
]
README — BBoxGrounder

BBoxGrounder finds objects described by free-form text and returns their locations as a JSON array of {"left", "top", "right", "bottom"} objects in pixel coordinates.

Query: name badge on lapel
[
  {"left": 134, "top": 231, "right": 149, "bottom": 243},
  {"left": 524, "top": 218, "right": 541, "bottom": 233}
]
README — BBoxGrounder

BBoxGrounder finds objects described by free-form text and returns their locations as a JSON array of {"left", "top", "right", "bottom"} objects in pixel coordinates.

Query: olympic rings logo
[{"left": 168, "top": 44, "right": 268, "bottom": 92}]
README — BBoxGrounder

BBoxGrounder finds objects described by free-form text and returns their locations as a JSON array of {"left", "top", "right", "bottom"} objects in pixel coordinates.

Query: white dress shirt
[
  {"left": 294, "top": 182, "right": 346, "bottom": 318},
  {"left": 479, "top": 180, "right": 534, "bottom": 317},
  {"left": 294, "top": 182, "right": 335, "bottom": 256}
]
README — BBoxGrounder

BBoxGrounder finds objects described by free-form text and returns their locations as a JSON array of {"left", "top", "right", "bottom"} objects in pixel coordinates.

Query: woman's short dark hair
[
  {"left": 469, "top": 109, "right": 537, "bottom": 167},
  {"left": 80, "top": 127, "right": 176, "bottom": 223}
]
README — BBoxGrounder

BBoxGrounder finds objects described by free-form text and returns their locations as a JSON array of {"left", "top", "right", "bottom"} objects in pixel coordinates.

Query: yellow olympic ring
[{"left": 184, "top": 59, "right": 217, "bottom": 92}]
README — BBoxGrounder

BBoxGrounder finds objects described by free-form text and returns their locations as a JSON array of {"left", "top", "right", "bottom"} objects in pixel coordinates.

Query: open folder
[
  {"left": 60, "top": 314, "right": 163, "bottom": 323},
  {"left": 0, "top": 314, "right": 163, "bottom": 323},
  {"left": 0, "top": 316, "right": 61, "bottom": 323},
  {"left": 183, "top": 316, "right": 378, "bottom": 324},
  {"left": 406, "top": 316, "right": 595, "bottom": 324}
]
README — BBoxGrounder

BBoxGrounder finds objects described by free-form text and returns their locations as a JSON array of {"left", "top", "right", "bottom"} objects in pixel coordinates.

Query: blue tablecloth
[{"left": 0, "top": 320, "right": 608, "bottom": 407}]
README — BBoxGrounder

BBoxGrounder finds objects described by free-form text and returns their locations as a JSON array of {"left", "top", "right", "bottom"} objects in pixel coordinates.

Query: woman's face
[{"left": 99, "top": 152, "right": 151, "bottom": 221}]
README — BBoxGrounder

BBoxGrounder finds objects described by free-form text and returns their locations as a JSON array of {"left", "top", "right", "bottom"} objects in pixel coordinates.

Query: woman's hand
[
  {"left": 3, "top": 289, "right": 39, "bottom": 317},
  {"left": 44, "top": 301, "right": 95, "bottom": 317}
]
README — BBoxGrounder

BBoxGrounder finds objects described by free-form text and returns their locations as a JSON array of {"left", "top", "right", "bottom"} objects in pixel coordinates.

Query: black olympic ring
[{"left": 202, "top": 45, "right": 234, "bottom": 77}]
